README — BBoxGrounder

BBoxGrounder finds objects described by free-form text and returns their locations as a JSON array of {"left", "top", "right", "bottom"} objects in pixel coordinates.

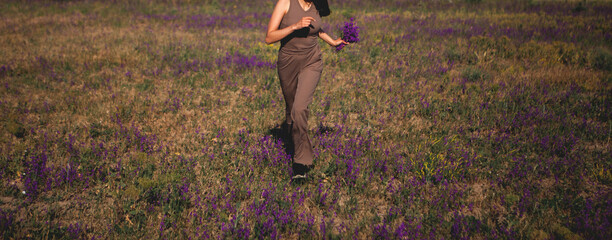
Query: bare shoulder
[{"left": 275, "top": 0, "right": 290, "bottom": 14}]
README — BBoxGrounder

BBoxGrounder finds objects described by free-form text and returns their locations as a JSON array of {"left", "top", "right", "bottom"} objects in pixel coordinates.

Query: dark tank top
[{"left": 279, "top": 0, "right": 322, "bottom": 54}]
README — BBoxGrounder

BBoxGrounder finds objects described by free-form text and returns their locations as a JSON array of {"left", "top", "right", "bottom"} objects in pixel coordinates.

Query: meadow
[{"left": 0, "top": 0, "right": 610, "bottom": 238}]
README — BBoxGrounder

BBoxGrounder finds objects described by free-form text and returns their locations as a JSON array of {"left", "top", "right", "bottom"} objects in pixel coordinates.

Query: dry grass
[{"left": 1, "top": 0, "right": 610, "bottom": 239}]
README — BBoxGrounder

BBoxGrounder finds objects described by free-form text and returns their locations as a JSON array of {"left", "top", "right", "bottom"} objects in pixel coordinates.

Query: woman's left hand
[{"left": 332, "top": 38, "right": 349, "bottom": 47}]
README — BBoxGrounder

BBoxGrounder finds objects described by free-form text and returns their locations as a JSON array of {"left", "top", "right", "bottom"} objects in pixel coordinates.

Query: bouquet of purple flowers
[{"left": 336, "top": 17, "right": 359, "bottom": 51}]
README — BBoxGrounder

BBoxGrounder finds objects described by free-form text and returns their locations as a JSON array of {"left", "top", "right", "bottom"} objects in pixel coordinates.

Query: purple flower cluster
[
  {"left": 0, "top": 64, "right": 11, "bottom": 78},
  {"left": 215, "top": 51, "right": 276, "bottom": 70},
  {"left": 184, "top": 13, "right": 269, "bottom": 30},
  {"left": 336, "top": 18, "right": 360, "bottom": 51},
  {"left": 22, "top": 144, "right": 52, "bottom": 199},
  {"left": 66, "top": 222, "right": 87, "bottom": 239},
  {"left": 0, "top": 209, "right": 15, "bottom": 233}
]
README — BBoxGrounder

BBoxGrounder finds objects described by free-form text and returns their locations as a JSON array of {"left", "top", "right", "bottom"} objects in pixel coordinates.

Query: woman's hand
[
  {"left": 318, "top": 32, "right": 348, "bottom": 47},
  {"left": 293, "top": 17, "right": 316, "bottom": 30},
  {"left": 331, "top": 38, "right": 349, "bottom": 47}
]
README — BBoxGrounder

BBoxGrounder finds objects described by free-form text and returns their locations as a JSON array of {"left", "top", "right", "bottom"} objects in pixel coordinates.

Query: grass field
[{"left": 0, "top": 0, "right": 611, "bottom": 239}]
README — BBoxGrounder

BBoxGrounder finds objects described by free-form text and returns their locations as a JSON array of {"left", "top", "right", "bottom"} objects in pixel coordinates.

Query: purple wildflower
[{"left": 336, "top": 18, "right": 360, "bottom": 51}]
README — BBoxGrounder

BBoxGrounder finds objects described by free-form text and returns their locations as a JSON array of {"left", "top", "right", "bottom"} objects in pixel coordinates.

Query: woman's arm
[
  {"left": 265, "top": 0, "right": 316, "bottom": 44},
  {"left": 318, "top": 31, "right": 348, "bottom": 47}
]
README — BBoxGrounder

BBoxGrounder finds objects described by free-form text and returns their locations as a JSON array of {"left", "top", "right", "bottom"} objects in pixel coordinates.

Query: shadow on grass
[
  {"left": 315, "top": 123, "right": 335, "bottom": 135},
  {"left": 268, "top": 122, "right": 338, "bottom": 156},
  {"left": 267, "top": 122, "right": 294, "bottom": 158}
]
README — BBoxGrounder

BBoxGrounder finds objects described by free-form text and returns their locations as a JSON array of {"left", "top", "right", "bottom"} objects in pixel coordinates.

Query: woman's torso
[{"left": 279, "top": 0, "right": 322, "bottom": 54}]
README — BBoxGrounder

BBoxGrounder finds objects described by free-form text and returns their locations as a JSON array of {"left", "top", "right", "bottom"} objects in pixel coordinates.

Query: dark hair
[{"left": 313, "top": 0, "right": 330, "bottom": 17}]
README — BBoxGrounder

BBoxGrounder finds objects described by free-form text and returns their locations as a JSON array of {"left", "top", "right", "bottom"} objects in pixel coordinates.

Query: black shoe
[{"left": 292, "top": 163, "right": 312, "bottom": 180}]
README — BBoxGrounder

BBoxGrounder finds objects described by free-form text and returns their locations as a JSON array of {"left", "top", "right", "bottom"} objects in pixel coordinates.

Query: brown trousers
[{"left": 277, "top": 47, "right": 323, "bottom": 166}]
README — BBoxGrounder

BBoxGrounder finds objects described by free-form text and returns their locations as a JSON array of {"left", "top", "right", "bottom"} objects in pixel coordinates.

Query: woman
[{"left": 265, "top": 0, "right": 347, "bottom": 180}]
